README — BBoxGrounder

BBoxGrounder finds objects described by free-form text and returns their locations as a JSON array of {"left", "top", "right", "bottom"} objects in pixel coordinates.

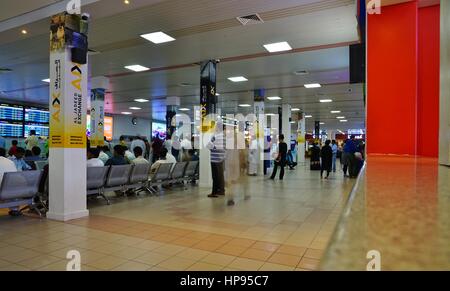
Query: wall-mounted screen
[
  {"left": 24, "top": 124, "right": 49, "bottom": 137},
  {"left": 0, "top": 105, "right": 24, "bottom": 121},
  {"left": 25, "top": 108, "right": 50, "bottom": 123},
  {"left": 0, "top": 122, "right": 23, "bottom": 137},
  {"left": 152, "top": 122, "right": 166, "bottom": 139}
]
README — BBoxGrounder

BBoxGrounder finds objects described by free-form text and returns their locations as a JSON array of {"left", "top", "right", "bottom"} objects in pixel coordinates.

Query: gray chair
[
  {"left": 87, "top": 166, "right": 109, "bottom": 204},
  {"left": 148, "top": 163, "right": 173, "bottom": 194},
  {"left": 34, "top": 160, "right": 48, "bottom": 171},
  {"left": 171, "top": 162, "right": 188, "bottom": 184},
  {"left": 184, "top": 161, "right": 199, "bottom": 183},
  {"left": 126, "top": 163, "right": 151, "bottom": 194},
  {"left": 103, "top": 165, "right": 132, "bottom": 196},
  {"left": 0, "top": 170, "right": 43, "bottom": 217}
]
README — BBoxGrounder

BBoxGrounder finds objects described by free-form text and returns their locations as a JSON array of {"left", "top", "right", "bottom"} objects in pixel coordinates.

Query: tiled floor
[{"left": 0, "top": 163, "right": 354, "bottom": 271}]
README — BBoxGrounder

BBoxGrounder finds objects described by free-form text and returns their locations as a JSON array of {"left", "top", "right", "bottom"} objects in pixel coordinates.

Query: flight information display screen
[
  {"left": 0, "top": 105, "right": 24, "bottom": 121},
  {"left": 24, "top": 124, "right": 49, "bottom": 137},
  {"left": 0, "top": 122, "right": 24, "bottom": 137},
  {"left": 25, "top": 108, "right": 50, "bottom": 123}
]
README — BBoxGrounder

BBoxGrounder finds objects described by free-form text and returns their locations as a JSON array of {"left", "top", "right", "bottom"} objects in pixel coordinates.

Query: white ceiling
[{"left": 0, "top": 0, "right": 364, "bottom": 132}]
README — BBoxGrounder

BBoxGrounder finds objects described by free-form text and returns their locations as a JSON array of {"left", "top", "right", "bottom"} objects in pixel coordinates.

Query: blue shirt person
[{"left": 9, "top": 147, "right": 32, "bottom": 171}]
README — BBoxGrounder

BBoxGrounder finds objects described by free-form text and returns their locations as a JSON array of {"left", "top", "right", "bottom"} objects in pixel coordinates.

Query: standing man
[
  {"left": 344, "top": 135, "right": 358, "bottom": 178},
  {"left": 331, "top": 140, "right": 338, "bottom": 173},
  {"left": 25, "top": 130, "right": 39, "bottom": 151},
  {"left": 207, "top": 121, "right": 226, "bottom": 198},
  {"left": 270, "top": 134, "right": 288, "bottom": 180}
]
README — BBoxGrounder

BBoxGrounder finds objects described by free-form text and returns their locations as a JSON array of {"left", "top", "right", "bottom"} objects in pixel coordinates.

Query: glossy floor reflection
[
  {"left": 0, "top": 163, "right": 354, "bottom": 271},
  {"left": 321, "top": 156, "right": 450, "bottom": 271}
]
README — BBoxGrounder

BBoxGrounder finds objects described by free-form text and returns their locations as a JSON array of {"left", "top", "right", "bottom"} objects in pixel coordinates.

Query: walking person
[
  {"left": 270, "top": 134, "right": 288, "bottom": 180},
  {"left": 331, "top": 140, "right": 338, "bottom": 173},
  {"left": 343, "top": 135, "right": 358, "bottom": 178},
  {"left": 207, "top": 121, "right": 226, "bottom": 198},
  {"left": 320, "top": 140, "right": 333, "bottom": 179}
]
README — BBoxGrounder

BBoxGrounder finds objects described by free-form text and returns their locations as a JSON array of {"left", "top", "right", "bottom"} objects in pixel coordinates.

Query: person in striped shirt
[{"left": 207, "top": 121, "right": 226, "bottom": 198}]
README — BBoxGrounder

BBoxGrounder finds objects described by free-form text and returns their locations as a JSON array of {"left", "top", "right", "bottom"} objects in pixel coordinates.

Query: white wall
[{"left": 112, "top": 115, "right": 152, "bottom": 141}]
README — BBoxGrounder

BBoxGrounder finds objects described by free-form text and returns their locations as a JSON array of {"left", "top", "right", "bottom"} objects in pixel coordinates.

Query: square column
[{"left": 440, "top": 2, "right": 450, "bottom": 165}]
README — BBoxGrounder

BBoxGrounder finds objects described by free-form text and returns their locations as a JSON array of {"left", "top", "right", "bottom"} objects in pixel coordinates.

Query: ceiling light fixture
[
  {"left": 266, "top": 113, "right": 275, "bottom": 116},
  {"left": 263, "top": 41, "right": 292, "bottom": 53},
  {"left": 134, "top": 99, "right": 149, "bottom": 103},
  {"left": 140, "top": 32, "right": 175, "bottom": 44},
  {"left": 42, "top": 78, "right": 50, "bottom": 83},
  {"left": 129, "top": 107, "right": 141, "bottom": 110},
  {"left": 238, "top": 104, "right": 251, "bottom": 107},
  {"left": 267, "top": 96, "right": 282, "bottom": 101},
  {"left": 331, "top": 111, "right": 341, "bottom": 114},
  {"left": 291, "top": 108, "right": 300, "bottom": 112},
  {"left": 320, "top": 99, "right": 333, "bottom": 103},
  {"left": 305, "top": 115, "right": 312, "bottom": 118},
  {"left": 320, "top": 122, "right": 325, "bottom": 125},
  {"left": 122, "top": 112, "right": 132, "bottom": 115},
  {"left": 179, "top": 108, "right": 190, "bottom": 111},
  {"left": 336, "top": 116, "right": 346, "bottom": 119},
  {"left": 125, "top": 65, "right": 150, "bottom": 72},
  {"left": 304, "top": 83, "right": 321, "bottom": 89},
  {"left": 124, "top": 0, "right": 130, "bottom": 4},
  {"left": 21, "top": 29, "right": 28, "bottom": 35},
  {"left": 340, "top": 120, "right": 348, "bottom": 122},
  {"left": 228, "top": 76, "right": 248, "bottom": 82}
]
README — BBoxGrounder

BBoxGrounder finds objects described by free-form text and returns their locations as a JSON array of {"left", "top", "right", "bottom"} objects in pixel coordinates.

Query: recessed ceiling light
[
  {"left": 263, "top": 41, "right": 292, "bottom": 53},
  {"left": 129, "top": 107, "right": 141, "bottom": 110},
  {"left": 179, "top": 108, "right": 190, "bottom": 111},
  {"left": 140, "top": 32, "right": 175, "bottom": 44},
  {"left": 336, "top": 116, "right": 346, "bottom": 119},
  {"left": 267, "top": 96, "right": 282, "bottom": 101},
  {"left": 290, "top": 121, "right": 296, "bottom": 124},
  {"left": 304, "top": 83, "right": 321, "bottom": 89},
  {"left": 331, "top": 111, "right": 341, "bottom": 114},
  {"left": 134, "top": 99, "right": 149, "bottom": 103},
  {"left": 125, "top": 65, "right": 150, "bottom": 72},
  {"left": 320, "top": 122, "right": 325, "bottom": 125},
  {"left": 320, "top": 99, "right": 333, "bottom": 103},
  {"left": 42, "top": 78, "right": 50, "bottom": 83},
  {"left": 228, "top": 76, "right": 248, "bottom": 82},
  {"left": 215, "top": 93, "right": 220, "bottom": 96},
  {"left": 340, "top": 120, "right": 348, "bottom": 122},
  {"left": 305, "top": 115, "right": 312, "bottom": 118},
  {"left": 122, "top": 112, "right": 132, "bottom": 115},
  {"left": 266, "top": 113, "right": 276, "bottom": 116},
  {"left": 291, "top": 108, "right": 300, "bottom": 112},
  {"left": 124, "top": 0, "right": 130, "bottom": 4},
  {"left": 239, "top": 104, "right": 251, "bottom": 107},
  {"left": 21, "top": 29, "right": 28, "bottom": 35}
]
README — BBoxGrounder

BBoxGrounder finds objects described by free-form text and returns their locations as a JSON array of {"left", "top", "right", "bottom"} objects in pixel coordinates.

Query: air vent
[
  {"left": 294, "top": 70, "right": 309, "bottom": 76},
  {"left": 236, "top": 13, "right": 264, "bottom": 26}
]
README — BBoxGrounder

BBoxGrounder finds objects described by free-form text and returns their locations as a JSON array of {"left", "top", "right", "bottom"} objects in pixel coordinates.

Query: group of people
[{"left": 310, "top": 135, "right": 365, "bottom": 179}]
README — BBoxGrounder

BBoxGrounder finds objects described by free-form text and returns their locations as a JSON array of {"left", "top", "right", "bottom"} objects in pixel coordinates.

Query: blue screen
[
  {"left": 0, "top": 105, "right": 24, "bottom": 121},
  {"left": 25, "top": 108, "right": 49, "bottom": 123},
  {"left": 0, "top": 122, "right": 23, "bottom": 137}
]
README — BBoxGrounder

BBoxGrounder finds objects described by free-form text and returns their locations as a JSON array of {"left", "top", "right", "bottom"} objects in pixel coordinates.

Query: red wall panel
[
  {"left": 418, "top": 5, "right": 440, "bottom": 158},
  {"left": 367, "top": 1, "right": 418, "bottom": 155}
]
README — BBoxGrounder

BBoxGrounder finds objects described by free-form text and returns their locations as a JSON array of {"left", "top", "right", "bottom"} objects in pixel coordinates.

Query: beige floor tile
[
  {"left": 134, "top": 240, "right": 163, "bottom": 251},
  {"left": 87, "top": 256, "right": 129, "bottom": 270},
  {"left": 157, "top": 256, "right": 197, "bottom": 271},
  {"left": 201, "top": 253, "right": 236, "bottom": 266},
  {"left": 134, "top": 251, "right": 171, "bottom": 266},
  {"left": 91, "top": 242, "right": 128, "bottom": 255},
  {"left": 171, "top": 237, "right": 201, "bottom": 247},
  {"left": 252, "top": 241, "right": 280, "bottom": 252},
  {"left": 259, "top": 262, "right": 295, "bottom": 271},
  {"left": 216, "top": 244, "right": 248, "bottom": 257},
  {"left": 0, "top": 264, "right": 31, "bottom": 271},
  {"left": 176, "top": 248, "right": 211, "bottom": 261},
  {"left": 304, "top": 248, "right": 324, "bottom": 260},
  {"left": 17, "top": 254, "right": 61, "bottom": 270},
  {"left": 36, "top": 260, "right": 67, "bottom": 271},
  {"left": 111, "top": 247, "right": 149, "bottom": 260},
  {"left": 153, "top": 244, "right": 187, "bottom": 256},
  {"left": 298, "top": 257, "right": 320, "bottom": 270},
  {"left": 227, "top": 238, "right": 256, "bottom": 248},
  {"left": 112, "top": 261, "right": 152, "bottom": 271},
  {"left": 193, "top": 240, "right": 225, "bottom": 252},
  {"left": 240, "top": 248, "right": 273, "bottom": 261},
  {"left": 1, "top": 248, "right": 42, "bottom": 263},
  {"left": 227, "top": 258, "right": 264, "bottom": 271},
  {"left": 267, "top": 253, "right": 301, "bottom": 267},
  {"left": 187, "top": 262, "right": 224, "bottom": 271},
  {"left": 116, "top": 237, "right": 145, "bottom": 247},
  {"left": 277, "top": 245, "right": 307, "bottom": 257}
]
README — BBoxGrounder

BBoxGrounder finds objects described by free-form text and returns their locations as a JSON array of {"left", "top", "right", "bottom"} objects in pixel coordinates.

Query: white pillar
[
  {"left": 47, "top": 13, "right": 89, "bottom": 221},
  {"left": 297, "top": 115, "right": 306, "bottom": 165},
  {"left": 254, "top": 90, "right": 265, "bottom": 176},
  {"left": 440, "top": 2, "right": 450, "bottom": 165},
  {"left": 281, "top": 104, "right": 292, "bottom": 141}
]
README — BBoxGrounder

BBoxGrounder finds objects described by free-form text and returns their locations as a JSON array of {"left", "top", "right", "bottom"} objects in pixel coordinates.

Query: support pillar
[
  {"left": 253, "top": 89, "right": 265, "bottom": 176},
  {"left": 440, "top": 2, "right": 450, "bottom": 165},
  {"left": 47, "top": 12, "right": 89, "bottom": 221},
  {"left": 297, "top": 113, "right": 306, "bottom": 165},
  {"left": 199, "top": 60, "right": 218, "bottom": 188},
  {"left": 90, "top": 76, "right": 108, "bottom": 148},
  {"left": 281, "top": 104, "right": 291, "bottom": 141}
]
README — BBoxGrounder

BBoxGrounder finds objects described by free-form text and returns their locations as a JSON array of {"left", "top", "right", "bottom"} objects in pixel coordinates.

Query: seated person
[
  {"left": 0, "top": 147, "right": 17, "bottom": 185},
  {"left": 124, "top": 146, "right": 136, "bottom": 163},
  {"left": 24, "top": 146, "right": 45, "bottom": 162},
  {"left": 132, "top": 147, "right": 149, "bottom": 165},
  {"left": 87, "top": 148, "right": 104, "bottom": 167},
  {"left": 98, "top": 146, "right": 110, "bottom": 164},
  {"left": 9, "top": 147, "right": 32, "bottom": 171},
  {"left": 105, "top": 145, "right": 129, "bottom": 166},
  {"left": 149, "top": 148, "right": 176, "bottom": 178},
  {"left": 8, "top": 140, "right": 18, "bottom": 157}
]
